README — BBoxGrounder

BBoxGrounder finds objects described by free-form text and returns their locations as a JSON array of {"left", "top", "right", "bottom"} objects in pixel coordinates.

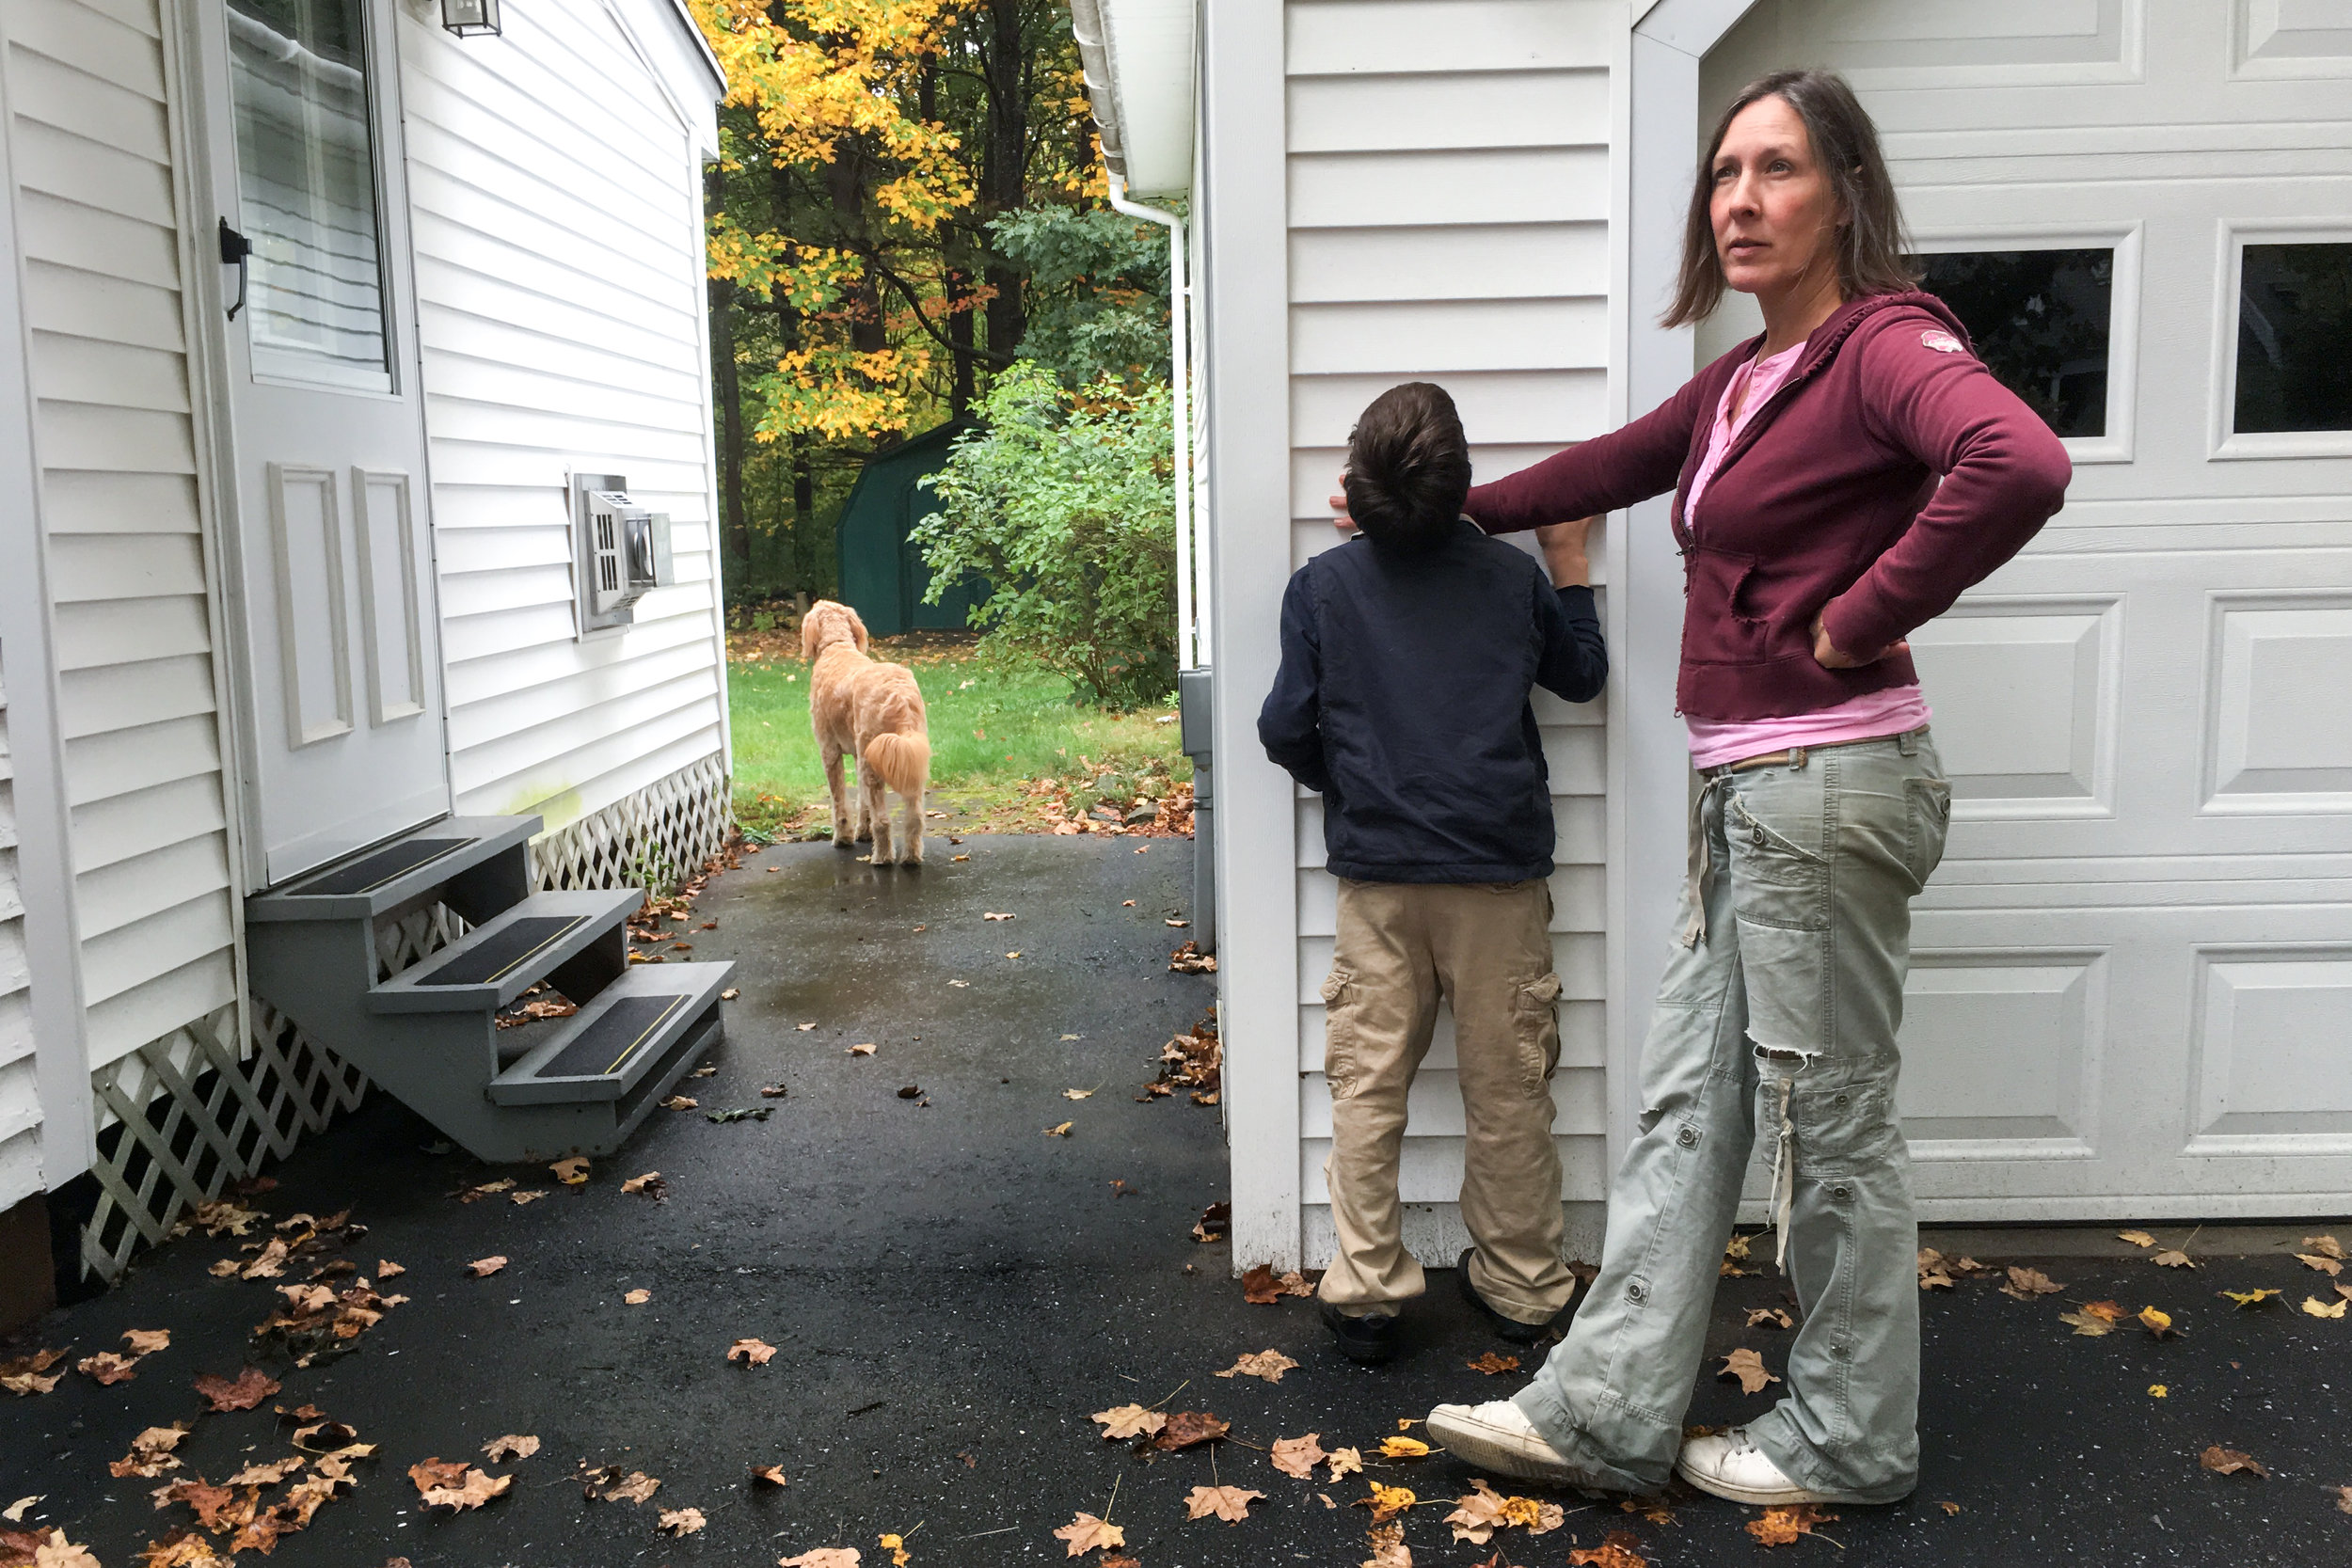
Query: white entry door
[
  {"left": 1702, "top": 1, "right": 2352, "bottom": 1217},
  {"left": 190, "top": 0, "right": 448, "bottom": 886}
]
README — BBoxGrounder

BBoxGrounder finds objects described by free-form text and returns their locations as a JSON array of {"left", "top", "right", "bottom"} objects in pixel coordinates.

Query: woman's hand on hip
[{"left": 1809, "top": 608, "right": 1908, "bottom": 669}]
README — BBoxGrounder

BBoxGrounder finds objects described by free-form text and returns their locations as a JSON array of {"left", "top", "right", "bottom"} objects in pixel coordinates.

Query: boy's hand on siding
[
  {"left": 1330, "top": 474, "right": 1357, "bottom": 534},
  {"left": 1536, "top": 516, "right": 1598, "bottom": 588}
]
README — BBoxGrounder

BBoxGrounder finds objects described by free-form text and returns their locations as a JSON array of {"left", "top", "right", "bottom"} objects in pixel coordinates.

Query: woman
[{"left": 1407, "top": 70, "right": 2071, "bottom": 1506}]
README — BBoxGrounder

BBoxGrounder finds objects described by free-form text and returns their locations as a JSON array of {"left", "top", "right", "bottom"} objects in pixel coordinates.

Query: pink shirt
[{"left": 1682, "top": 341, "right": 1931, "bottom": 768}]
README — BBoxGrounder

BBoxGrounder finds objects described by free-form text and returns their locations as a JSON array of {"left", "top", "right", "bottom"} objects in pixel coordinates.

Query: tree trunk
[
  {"left": 979, "top": 0, "right": 1028, "bottom": 361},
  {"left": 946, "top": 264, "right": 974, "bottom": 415},
  {"left": 709, "top": 286, "right": 751, "bottom": 572}
]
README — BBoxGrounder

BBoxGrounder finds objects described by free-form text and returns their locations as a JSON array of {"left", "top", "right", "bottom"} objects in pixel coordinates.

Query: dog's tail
[{"left": 864, "top": 731, "right": 930, "bottom": 799}]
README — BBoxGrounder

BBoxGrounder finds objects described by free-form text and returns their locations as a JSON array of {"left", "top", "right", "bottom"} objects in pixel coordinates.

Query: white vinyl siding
[
  {"left": 4, "top": 0, "right": 239, "bottom": 1074},
  {"left": 397, "top": 1, "right": 724, "bottom": 834},
  {"left": 1282, "top": 0, "right": 1619, "bottom": 1262},
  {"left": 0, "top": 657, "right": 39, "bottom": 1208}
]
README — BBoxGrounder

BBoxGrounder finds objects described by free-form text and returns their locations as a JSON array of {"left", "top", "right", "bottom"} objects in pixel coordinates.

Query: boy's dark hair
[{"left": 1343, "top": 382, "right": 1471, "bottom": 552}]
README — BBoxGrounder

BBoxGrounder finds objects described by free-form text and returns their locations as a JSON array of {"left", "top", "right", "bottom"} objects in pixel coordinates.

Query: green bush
[{"left": 912, "top": 362, "right": 1178, "bottom": 709}]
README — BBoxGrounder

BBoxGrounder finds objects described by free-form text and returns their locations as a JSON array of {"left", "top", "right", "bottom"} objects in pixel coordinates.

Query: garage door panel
[
  {"left": 1899, "top": 949, "right": 2104, "bottom": 1152},
  {"left": 1910, "top": 597, "right": 2119, "bottom": 818},
  {"left": 2190, "top": 948, "right": 2352, "bottom": 1152},
  {"left": 2202, "top": 593, "right": 2352, "bottom": 811}
]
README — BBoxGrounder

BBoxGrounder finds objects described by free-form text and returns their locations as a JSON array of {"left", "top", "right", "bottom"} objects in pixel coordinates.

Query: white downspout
[{"left": 1105, "top": 173, "right": 1195, "bottom": 672}]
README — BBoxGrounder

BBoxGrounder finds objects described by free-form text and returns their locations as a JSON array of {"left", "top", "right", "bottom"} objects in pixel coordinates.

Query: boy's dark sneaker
[
  {"left": 1320, "top": 1300, "right": 1402, "bottom": 1364},
  {"left": 1456, "top": 1248, "right": 1576, "bottom": 1345}
]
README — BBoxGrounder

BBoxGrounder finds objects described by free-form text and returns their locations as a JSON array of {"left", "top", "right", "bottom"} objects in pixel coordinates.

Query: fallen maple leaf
[
  {"left": 2200, "top": 1445, "right": 2269, "bottom": 1477},
  {"left": 0, "top": 1349, "right": 68, "bottom": 1398},
  {"left": 2335, "top": 1484, "right": 2352, "bottom": 1514},
  {"left": 983, "top": 911, "right": 1016, "bottom": 921},
  {"left": 1216, "top": 1349, "right": 1299, "bottom": 1383},
  {"left": 2220, "top": 1288, "right": 2282, "bottom": 1309},
  {"left": 2058, "top": 1308, "right": 2115, "bottom": 1337},
  {"left": 1062, "top": 1088, "right": 1093, "bottom": 1101},
  {"left": 1362, "top": 1482, "right": 1417, "bottom": 1522},
  {"left": 1718, "top": 1347, "right": 1781, "bottom": 1394},
  {"left": 2153, "top": 1249, "right": 2199, "bottom": 1270},
  {"left": 580, "top": 1466, "right": 661, "bottom": 1504},
  {"left": 1090, "top": 1404, "right": 1167, "bottom": 1440},
  {"left": 1379, "top": 1435, "right": 1432, "bottom": 1459},
  {"left": 2296, "top": 1251, "right": 2344, "bottom": 1275},
  {"left": 1052, "top": 1513, "right": 1125, "bottom": 1557},
  {"left": 548, "top": 1156, "right": 590, "bottom": 1185},
  {"left": 729, "top": 1338, "right": 779, "bottom": 1366},
  {"left": 223, "top": 1455, "right": 305, "bottom": 1486},
  {"left": 1748, "top": 1502, "right": 1839, "bottom": 1545},
  {"left": 456, "top": 1178, "right": 516, "bottom": 1203},
  {"left": 1154, "top": 1411, "right": 1230, "bottom": 1449},
  {"left": 879, "top": 1531, "right": 911, "bottom": 1566},
  {"left": 1238, "top": 1263, "right": 1315, "bottom": 1304},
  {"left": 121, "top": 1330, "right": 171, "bottom": 1356},
  {"left": 2139, "top": 1306, "right": 2183, "bottom": 1338},
  {"left": 1569, "top": 1529, "right": 1651, "bottom": 1566},
  {"left": 2118, "top": 1229, "right": 2157, "bottom": 1248},
  {"left": 848, "top": 1045, "right": 876, "bottom": 1057},
  {"left": 412, "top": 1460, "right": 512, "bottom": 1510},
  {"left": 1466, "top": 1351, "right": 1520, "bottom": 1374},
  {"left": 1044, "top": 1121, "right": 1073, "bottom": 1137},
  {"left": 25, "top": 1531, "right": 100, "bottom": 1568},
  {"left": 193, "top": 1368, "right": 279, "bottom": 1412},
  {"left": 659, "top": 1507, "right": 707, "bottom": 1536},
  {"left": 621, "top": 1172, "right": 661, "bottom": 1194},
  {"left": 779, "top": 1550, "right": 861, "bottom": 1567},
  {"left": 1916, "top": 1248, "right": 1956, "bottom": 1291},
  {"left": 624, "top": 1288, "right": 651, "bottom": 1305},
  {"left": 1361, "top": 1521, "right": 1413, "bottom": 1567},
  {"left": 1327, "top": 1447, "right": 1364, "bottom": 1481},
  {"left": 2304, "top": 1295, "right": 2348, "bottom": 1319},
  {"left": 1444, "top": 1480, "right": 1535, "bottom": 1544},
  {"left": 109, "top": 1424, "right": 191, "bottom": 1480},
  {"left": 482, "top": 1435, "right": 539, "bottom": 1462},
  {"left": 1186, "top": 1484, "right": 1265, "bottom": 1523},
  {"left": 76, "top": 1352, "right": 142, "bottom": 1386},
  {"left": 1939, "top": 1500, "right": 1962, "bottom": 1515},
  {"left": 466, "top": 1256, "right": 507, "bottom": 1277},
  {"left": 1270, "top": 1433, "right": 1327, "bottom": 1479},
  {"left": 2000, "top": 1266, "right": 2064, "bottom": 1300},
  {"left": 752, "top": 1465, "right": 789, "bottom": 1486},
  {"left": 2306, "top": 1234, "right": 2345, "bottom": 1259},
  {"left": 1746, "top": 1307, "right": 1795, "bottom": 1330},
  {"left": 375, "top": 1259, "right": 405, "bottom": 1278}
]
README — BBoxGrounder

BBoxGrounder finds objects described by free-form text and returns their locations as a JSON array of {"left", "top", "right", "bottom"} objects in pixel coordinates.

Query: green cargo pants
[{"left": 1514, "top": 730, "right": 1950, "bottom": 1504}]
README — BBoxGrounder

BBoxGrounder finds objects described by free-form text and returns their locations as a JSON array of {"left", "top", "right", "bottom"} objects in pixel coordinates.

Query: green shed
[{"left": 835, "top": 418, "right": 988, "bottom": 638}]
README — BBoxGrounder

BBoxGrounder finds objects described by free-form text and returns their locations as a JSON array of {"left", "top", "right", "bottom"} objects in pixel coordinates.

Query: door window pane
[
  {"left": 2235, "top": 244, "right": 2352, "bottom": 435},
  {"left": 229, "top": 0, "right": 391, "bottom": 389},
  {"left": 1915, "top": 249, "right": 2113, "bottom": 439}
]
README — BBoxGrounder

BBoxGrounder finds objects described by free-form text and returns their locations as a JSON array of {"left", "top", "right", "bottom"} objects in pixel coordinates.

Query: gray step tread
[
  {"left": 366, "top": 888, "right": 640, "bottom": 1014},
  {"left": 248, "top": 816, "right": 541, "bottom": 923},
  {"left": 489, "top": 962, "right": 735, "bottom": 1105}
]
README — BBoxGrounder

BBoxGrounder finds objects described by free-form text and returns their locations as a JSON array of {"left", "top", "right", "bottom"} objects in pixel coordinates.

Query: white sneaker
[
  {"left": 1424, "top": 1401, "right": 1593, "bottom": 1486},
  {"left": 1674, "top": 1427, "right": 1836, "bottom": 1505}
]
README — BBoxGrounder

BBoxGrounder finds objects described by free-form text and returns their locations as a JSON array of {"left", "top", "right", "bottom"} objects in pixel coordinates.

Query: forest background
[{"left": 689, "top": 0, "right": 1175, "bottom": 602}]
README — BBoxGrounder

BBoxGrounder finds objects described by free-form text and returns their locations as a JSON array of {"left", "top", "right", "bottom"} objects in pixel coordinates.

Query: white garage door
[{"left": 1703, "top": 1, "right": 2352, "bottom": 1218}]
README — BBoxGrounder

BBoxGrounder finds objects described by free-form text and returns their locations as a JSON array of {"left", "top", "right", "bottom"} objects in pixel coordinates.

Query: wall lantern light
[{"left": 440, "top": 0, "right": 501, "bottom": 37}]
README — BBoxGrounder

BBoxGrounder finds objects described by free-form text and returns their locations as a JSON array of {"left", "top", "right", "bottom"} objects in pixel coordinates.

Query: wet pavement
[{"left": 6, "top": 835, "right": 2352, "bottom": 1566}]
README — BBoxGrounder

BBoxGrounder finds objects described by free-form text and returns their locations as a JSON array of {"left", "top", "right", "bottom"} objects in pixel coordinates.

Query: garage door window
[
  {"left": 1917, "top": 249, "right": 2114, "bottom": 439},
  {"left": 2234, "top": 244, "right": 2352, "bottom": 435}
]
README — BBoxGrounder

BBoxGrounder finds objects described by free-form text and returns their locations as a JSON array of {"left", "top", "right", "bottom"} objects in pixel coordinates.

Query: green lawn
[{"left": 727, "top": 636, "right": 1190, "bottom": 837}]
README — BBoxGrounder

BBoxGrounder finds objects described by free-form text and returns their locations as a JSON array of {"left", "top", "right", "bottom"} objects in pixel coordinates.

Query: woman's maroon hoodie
[{"left": 1464, "top": 290, "right": 2072, "bottom": 721}]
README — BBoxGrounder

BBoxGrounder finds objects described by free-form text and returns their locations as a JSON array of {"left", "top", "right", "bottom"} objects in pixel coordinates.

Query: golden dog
[{"left": 801, "top": 600, "right": 930, "bottom": 865}]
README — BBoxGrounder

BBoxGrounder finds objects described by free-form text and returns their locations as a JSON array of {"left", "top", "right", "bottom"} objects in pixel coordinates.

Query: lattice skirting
[
  {"left": 77, "top": 755, "right": 732, "bottom": 1280},
  {"left": 532, "top": 752, "right": 733, "bottom": 895}
]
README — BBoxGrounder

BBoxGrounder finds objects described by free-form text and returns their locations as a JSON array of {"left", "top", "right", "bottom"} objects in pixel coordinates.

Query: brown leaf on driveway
[
  {"left": 1185, "top": 1485, "right": 1264, "bottom": 1523},
  {"left": 1916, "top": 1248, "right": 1956, "bottom": 1291},
  {"left": 751, "top": 1465, "right": 789, "bottom": 1487},
  {"left": 658, "top": 1507, "right": 707, "bottom": 1536},
  {"left": 1718, "top": 1348, "right": 1780, "bottom": 1395},
  {"left": 621, "top": 1172, "right": 663, "bottom": 1195},
  {"left": 2305, "top": 1234, "right": 2346, "bottom": 1260},
  {"left": 1216, "top": 1350, "right": 1299, "bottom": 1383},
  {"left": 110, "top": 1423, "right": 193, "bottom": 1480},
  {"left": 466, "top": 1256, "right": 507, "bottom": 1278},
  {"left": 1270, "top": 1433, "right": 1326, "bottom": 1479},
  {"left": 2334, "top": 1484, "right": 2352, "bottom": 1514},
  {"left": 375, "top": 1259, "right": 405, "bottom": 1279},
  {"left": 1052, "top": 1513, "right": 1125, "bottom": 1557},
  {"left": 2218, "top": 1289, "right": 2282, "bottom": 1309},
  {"left": 1746, "top": 1308, "right": 1795, "bottom": 1330},
  {"left": 2152, "top": 1249, "right": 2199, "bottom": 1270},
  {"left": 1999, "top": 1266, "right": 2064, "bottom": 1300},
  {"left": 1747, "top": 1503, "right": 1839, "bottom": 1545},
  {"left": 624, "top": 1289, "right": 651, "bottom": 1305},
  {"left": 1568, "top": 1530, "right": 1651, "bottom": 1566},
  {"left": 1361, "top": 1521, "right": 1413, "bottom": 1567},
  {"left": 23, "top": 1529, "right": 101, "bottom": 1567},
  {"left": 1326, "top": 1447, "right": 1364, "bottom": 1481},
  {"left": 1467, "top": 1352, "right": 1520, "bottom": 1374},
  {"left": 121, "top": 1330, "right": 171, "bottom": 1356},
  {"left": 223, "top": 1456, "right": 306, "bottom": 1487},
  {"left": 193, "top": 1369, "right": 279, "bottom": 1412},
  {"left": 2303, "top": 1296, "right": 2348, "bottom": 1320},
  {"left": 2058, "top": 1309, "right": 2115, "bottom": 1337},
  {"left": 2117, "top": 1229, "right": 2158, "bottom": 1248},
  {"left": 779, "top": 1551, "right": 861, "bottom": 1568},
  {"left": 1152, "top": 1411, "right": 1230, "bottom": 1450},
  {"left": 456, "top": 1179, "right": 516, "bottom": 1204},
  {"left": 0, "top": 1349, "right": 68, "bottom": 1398},
  {"left": 661, "top": 1095, "right": 700, "bottom": 1110},
  {"left": 2200, "top": 1446, "right": 2269, "bottom": 1477},
  {"left": 1239, "top": 1263, "right": 1315, "bottom": 1304},
  {"left": 729, "top": 1338, "right": 778, "bottom": 1367},
  {"left": 1090, "top": 1404, "right": 1167, "bottom": 1441},
  {"left": 482, "top": 1435, "right": 538, "bottom": 1462},
  {"left": 1192, "top": 1201, "right": 1231, "bottom": 1243},
  {"left": 2295, "top": 1252, "right": 2343, "bottom": 1276},
  {"left": 409, "top": 1458, "right": 512, "bottom": 1511},
  {"left": 579, "top": 1465, "right": 661, "bottom": 1505},
  {"left": 2139, "top": 1306, "right": 2184, "bottom": 1338},
  {"left": 76, "top": 1353, "right": 142, "bottom": 1386},
  {"left": 1043, "top": 1121, "right": 1073, "bottom": 1137}
]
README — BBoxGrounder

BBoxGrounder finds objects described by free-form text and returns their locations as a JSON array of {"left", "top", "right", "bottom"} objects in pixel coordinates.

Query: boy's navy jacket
[{"left": 1257, "top": 520, "right": 1608, "bottom": 883}]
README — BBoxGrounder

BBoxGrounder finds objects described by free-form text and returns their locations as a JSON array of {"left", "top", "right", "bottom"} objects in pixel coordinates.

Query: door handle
[{"left": 218, "top": 219, "right": 251, "bottom": 321}]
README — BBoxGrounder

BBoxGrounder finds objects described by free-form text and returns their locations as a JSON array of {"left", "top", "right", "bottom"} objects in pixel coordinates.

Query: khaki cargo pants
[{"left": 1315, "top": 877, "right": 1576, "bottom": 1324}]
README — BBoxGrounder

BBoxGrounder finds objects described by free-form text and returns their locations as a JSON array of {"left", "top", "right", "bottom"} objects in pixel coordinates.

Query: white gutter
[{"left": 1073, "top": 0, "right": 1200, "bottom": 669}]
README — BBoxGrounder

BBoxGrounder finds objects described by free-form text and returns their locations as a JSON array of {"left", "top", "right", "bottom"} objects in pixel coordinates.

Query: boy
[{"left": 1258, "top": 381, "right": 1607, "bottom": 1365}]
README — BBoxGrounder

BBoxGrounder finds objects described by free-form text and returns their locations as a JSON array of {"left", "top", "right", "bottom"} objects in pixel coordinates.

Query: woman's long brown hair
[{"left": 1661, "top": 68, "right": 1917, "bottom": 329}]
